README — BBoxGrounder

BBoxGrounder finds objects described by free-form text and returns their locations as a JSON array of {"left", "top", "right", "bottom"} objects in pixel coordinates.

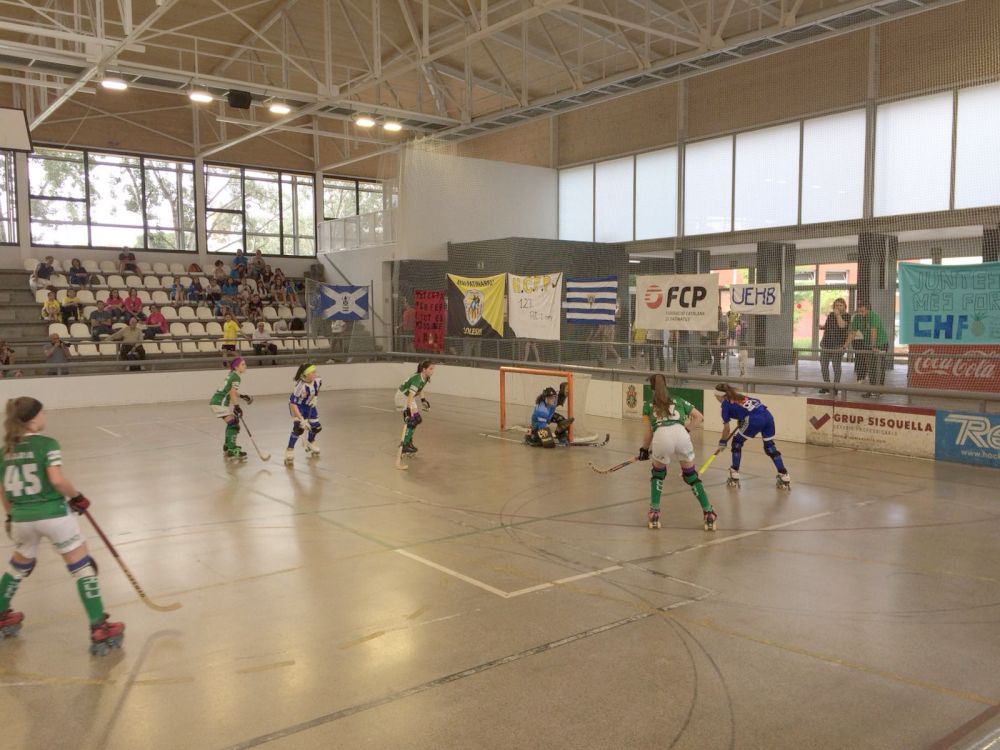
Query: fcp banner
[
  {"left": 446, "top": 273, "right": 505, "bottom": 337},
  {"left": 315, "top": 284, "right": 369, "bottom": 320},
  {"left": 634, "top": 274, "right": 719, "bottom": 331}
]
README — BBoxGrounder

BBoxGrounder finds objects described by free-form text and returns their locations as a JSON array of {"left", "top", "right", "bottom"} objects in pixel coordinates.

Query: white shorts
[
  {"left": 12, "top": 514, "right": 84, "bottom": 559},
  {"left": 211, "top": 404, "right": 233, "bottom": 419},
  {"left": 650, "top": 424, "right": 696, "bottom": 465},
  {"left": 393, "top": 391, "right": 408, "bottom": 411}
]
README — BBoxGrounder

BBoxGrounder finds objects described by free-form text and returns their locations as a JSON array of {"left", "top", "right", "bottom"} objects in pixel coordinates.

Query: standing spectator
[
  {"left": 233, "top": 248, "right": 249, "bottom": 275},
  {"left": 107, "top": 317, "right": 145, "bottom": 370},
  {"left": 143, "top": 305, "right": 168, "bottom": 339},
  {"left": 646, "top": 328, "right": 665, "bottom": 371},
  {"left": 735, "top": 317, "right": 749, "bottom": 377},
  {"left": 67, "top": 258, "right": 89, "bottom": 286},
  {"left": 709, "top": 331, "right": 724, "bottom": 376},
  {"left": 30, "top": 256, "right": 55, "bottom": 292},
  {"left": 330, "top": 319, "right": 348, "bottom": 354},
  {"left": 89, "top": 301, "right": 115, "bottom": 340},
  {"left": 61, "top": 287, "right": 83, "bottom": 324},
  {"left": 401, "top": 298, "right": 416, "bottom": 352},
  {"left": 250, "top": 250, "right": 266, "bottom": 279},
  {"left": 105, "top": 289, "right": 126, "bottom": 322},
  {"left": 271, "top": 269, "right": 288, "bottom": 304},
  {"left": 0, "top": 338, "right": 21, "bottom": 378},
  {"left": 221, "top": 312, "right": 240, "bottom": 367},
  {"left": 45, "top": 332, "right": 70, "bottom": 375},
  {"left": 818, "top": 297, "right": 850, "bottom": 393},
  {"left": 40, "top": 290, "right": 61, "bottom": 323},
  {"left": 251, "top": 321, "right": 278, "bottom": 364},
  {"left": 851, "top": 301, "right": 888, "bottom": 399},
  {"left": 123, "top": 289, "right": 145, "bottom": 320}
]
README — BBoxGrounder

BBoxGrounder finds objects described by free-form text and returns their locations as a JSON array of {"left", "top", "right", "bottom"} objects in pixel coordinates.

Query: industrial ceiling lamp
[
  {"left": 189, "top": 88, "right": 213, "bottom": 104},
  {"left": 382, "top": 120, "right": 402, "bottom": 132},
  {"left": 100, "top": 74, "right": 128, "bottom": 91},
  {"left": 268, "top": 100, "right": 292, "bottom": 115},
  {"left": 354, "top": 114, "right": 376, "bottom": 128}
]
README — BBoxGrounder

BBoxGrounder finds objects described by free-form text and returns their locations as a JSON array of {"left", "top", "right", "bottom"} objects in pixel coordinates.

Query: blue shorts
[
  {"left": 293, "top": 405, "right": 318, "bottom": 421},
  {"left": 738, "top": 410, "right": 776, "bottom": 441}
]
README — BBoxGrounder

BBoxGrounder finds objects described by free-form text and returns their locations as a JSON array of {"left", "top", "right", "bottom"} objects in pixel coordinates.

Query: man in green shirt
[{"left": 851, "top": 301, "right": 889, "bottom": 398}]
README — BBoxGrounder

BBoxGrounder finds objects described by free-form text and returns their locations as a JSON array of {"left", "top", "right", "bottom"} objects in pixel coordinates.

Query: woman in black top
[{"left": 818, "top": 297, "right": 850, "bottom": 392}]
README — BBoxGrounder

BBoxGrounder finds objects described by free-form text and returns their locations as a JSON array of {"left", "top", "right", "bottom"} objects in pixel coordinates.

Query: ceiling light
[
  {"left": 383, "top": 120, "right": 402, "bottom": 132},
  {"left": 354, "top": 114, "right": 376, "bottom": 128},
  {"left": 100, "top": 75, "right": 128, "bottom": 91},
  {"left": 628, "top": 259, "right": 641, "bottom": 264},
  {"left": 189, "top": 89, "right": 213, "bottom": 104},
  {"left": 268, "top": 100, "right": 291, "bottom": 115}
]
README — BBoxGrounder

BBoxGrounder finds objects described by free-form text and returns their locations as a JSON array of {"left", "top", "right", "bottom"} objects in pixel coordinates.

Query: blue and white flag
[
  {"left": 563, "top": 276, "right": 618, "bottom": 324},
  {"left": 315, "top": 284, "right": 369, "bottom": 320}
]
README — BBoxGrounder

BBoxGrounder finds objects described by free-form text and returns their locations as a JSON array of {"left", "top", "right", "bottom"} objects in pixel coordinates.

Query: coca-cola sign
[{"left": 908, "top": 345, "right": 1000, "bottom": 392}]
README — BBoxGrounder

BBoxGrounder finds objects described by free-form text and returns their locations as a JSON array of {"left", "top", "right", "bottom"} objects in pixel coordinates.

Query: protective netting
[{"left": 499, "top": 368, "right": 598, "bottom": 443}]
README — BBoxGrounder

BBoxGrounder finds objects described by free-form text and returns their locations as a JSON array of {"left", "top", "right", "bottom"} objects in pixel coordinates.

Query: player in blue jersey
[
  {"left": 715, "top": 383, "right": 791, "bottom": 490},
  {"left": 285, "top": 363, "right": 322, "bottom": 465},
  {"left": 525, "top": 383, "right": 573, "bottom": 448}
]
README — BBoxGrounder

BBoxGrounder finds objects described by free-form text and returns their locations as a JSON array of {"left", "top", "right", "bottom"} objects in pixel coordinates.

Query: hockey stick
[
  {"left": 394, "top": 423, "right": 409, "bottom": 471},
  {"left": 82, "top": 509, "right": 182, "bottom": 612},
  {"left": 587, "top": 455, "right": 638, "bottom": 475},
  {"left": 698, "top": 430, "right": 738, "bottom": 474},
  {"left": 237, "top": 412, "right": 271, "bottom": 461},
  {"left": 570, "top": 433, "right": 610, "bottom": 447}
]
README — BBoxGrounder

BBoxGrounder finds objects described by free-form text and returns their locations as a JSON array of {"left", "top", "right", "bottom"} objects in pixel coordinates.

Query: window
[
  {"left": 206, "top": 164, "right": 315, "bottom": 256},
  {"left": 358, "top": 181, "right": 383, "bottom": 214},
  {"left": 0, "top": 151, "right": 16, "bottom": 244},
  {"left": 28, "top": 146, "right": 195, "bottom": 250},
  {"left": 733, "top": 122, "right": 799, "bottom": 230},
  {"left": 874, "top": 92, "right": 953, "bottom": 216},
  {"left": 635, "top": 148, "right": 677, "bottom": 240},
  {"left": 801, "top": 110, "right": 866, "bottom": 224},
  {"left": 558, "top": 164, "right": 594, "bottom": 242},
  {"left": 684, "top": 136, "right": 732, "bottom": 235},
  {"left": 322, "top": 177, "right": 384, "bottom": 219},
  {"left": 594, "top": 157, "right": 634, "bottom": 242},
  {"left": 955, "top": 82, "right": 1000, "bottom": 209}
]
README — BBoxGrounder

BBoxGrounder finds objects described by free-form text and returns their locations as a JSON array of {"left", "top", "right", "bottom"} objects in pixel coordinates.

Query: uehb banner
[
  {"left": 634, "top": 274, "right": 719, "bottom": 331},
  {"left": 446, "top": 273, "right": 505, "bottom": 338},
  {"left": 508, "top": 273, "right": 562, "bottom": 340},
  {"left": 730, "top": 283, "right": 781, "bottom": 315}
]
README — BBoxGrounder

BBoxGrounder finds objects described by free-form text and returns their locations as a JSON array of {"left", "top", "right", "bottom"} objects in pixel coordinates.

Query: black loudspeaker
[{"left": 226, "top": 90, "right": 253, "bottom": 109}]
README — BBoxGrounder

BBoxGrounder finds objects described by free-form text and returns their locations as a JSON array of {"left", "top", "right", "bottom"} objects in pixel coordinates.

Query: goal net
[{"left": 499, "top": 366, "right": 599, "bottom": 443}]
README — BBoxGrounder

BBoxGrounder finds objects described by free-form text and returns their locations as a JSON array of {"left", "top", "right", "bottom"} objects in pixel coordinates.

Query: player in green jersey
[
  {"left": 638, "top": 374, "right": 716, "bottom": 531},
  {"left": 394, "top": 360, "right": 434, "bottom": 455},
  {"left": 1, "top": 397, "right": 125, "bottom": 654},
  {"left": 209, "top": 357, "right": 253, "bottom": 461}
]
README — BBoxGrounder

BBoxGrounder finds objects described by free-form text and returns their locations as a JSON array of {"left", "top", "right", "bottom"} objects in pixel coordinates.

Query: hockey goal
[{"left": 498, "top": 366, "right": 599, "bottom": 443}]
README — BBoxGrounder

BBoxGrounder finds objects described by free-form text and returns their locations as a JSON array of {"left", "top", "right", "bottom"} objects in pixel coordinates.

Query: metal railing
[{"left": 316, "top": 208, "right": 396, "bottom": 252}]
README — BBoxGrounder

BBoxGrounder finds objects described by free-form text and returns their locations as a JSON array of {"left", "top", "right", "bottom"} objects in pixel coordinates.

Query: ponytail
[
  {"left": 293, "top": 363, "right": 316, "bottom": 381},
  {"left": 4, "top": 397, "right": 42, "bottom": 457},
  {"left": 715, "top": 383, "right": 743, "bottom": 402},
  {"left": 648, "top": 374, "right": 673, "bottom": 418}
]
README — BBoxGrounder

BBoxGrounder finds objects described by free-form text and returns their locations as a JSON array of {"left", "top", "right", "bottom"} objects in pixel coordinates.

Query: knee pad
[
  {"left": 10, "top": 558, "right": 36, "bottom": 579},
  {"left": 730, "top": 434, "right": 745, "bottom": 454},
  {"left": 764, "top": 440, "right": 781, "bottom": 459},
  {"left": 537, "top": 428, "right": 555, "bottom": 448},
  {"left": 292, "top": 421, "right": 305, "bottom": 436},
  {"left": 226, "top": 416, "right": 240, "bottom": 431},
  {"left": 681, "top": 466, "right": 701, "bottom": 485},
  {"left": 309, "top": 422, "right": 322, "bottom": 435},
  {"left": 651, "top": 467, "right": 666, "bottom": 481},
  {"left": 67, "top": 555, "right": 97, "bottom": 580}
]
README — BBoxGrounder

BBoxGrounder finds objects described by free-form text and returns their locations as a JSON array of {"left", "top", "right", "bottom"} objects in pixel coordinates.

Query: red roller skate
[
  {"left": 90, "top": 614, "right": 125, "bottom": 656},
  {"left": 0, "top": 609, "right": 24, "bottom": 639}
]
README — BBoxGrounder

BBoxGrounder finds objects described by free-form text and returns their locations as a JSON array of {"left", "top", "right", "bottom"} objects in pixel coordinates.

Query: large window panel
[
  {"left": 684, "top": 136, "right": 732, "bottom": 235},
  {"left": 358, "top": 180, "right": 383, "bottom": 214},
  {"left": 955, "top": 82, "right": 1000, "bottom": 209},
  {"left": 874, "top": 92, "right": 953, "bottom": 216},
  {"left": 635, "top": 148, "right": 678, "bottom": 240},
  {"left": 594, "top": 157, "right": 634, "bottom": 242},
  {"left": 734, "top": 122, "right": 799, "bottom": 230},
  {"left": 0, "top": 151, "right": 16, "bottom": 244},
  {"left": 244, "top": 169, "right": 282, "bottom": 255},
  {"left": 29, "top": 148, "right": 88, "bottom": 246},
  {"left": 323, "top": 178, "right": 358, "bottom": 219},
  {"left": 558, "top": 164, "right": 593, "bottom": 241},
  {"left": 282, "top": 173, "right": 316, "bottom": 257},
  {"left": 801, "top": 109, "right": 866, "bottom": 224},
  {"left": 88, "top": 152, "right": 144, "bottom": 249},
  {"left": 144, "top": 159, "right": 195, "bottom": 251}
]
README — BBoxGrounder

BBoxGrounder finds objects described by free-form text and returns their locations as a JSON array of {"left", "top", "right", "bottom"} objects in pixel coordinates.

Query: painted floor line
[
  {"left": 506, "top": 565, "right": 625, "bottom": 598},
  {"left": 672, "top": 510, "right": 838, "bottom": 556},
  {"left": 359, "top": 405, "right": 399, "bottom": 413},
  {"left": 395, "top": 549, "right": 511, "bottom": 598},
  {"left": 96, "top": 425, "right": 123, "bottom": 438}
]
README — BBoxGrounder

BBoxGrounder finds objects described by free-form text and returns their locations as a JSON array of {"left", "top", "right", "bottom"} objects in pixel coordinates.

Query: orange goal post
[{"left": 500, "top": 366, "right": 597, "bottom": 443}]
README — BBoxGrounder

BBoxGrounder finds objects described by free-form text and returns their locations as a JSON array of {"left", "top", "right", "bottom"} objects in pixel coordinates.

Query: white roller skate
[
  {"left": 647, "top": 508, "right": 661, "bottom": 529},
  {"left": 284, "top": 448, "right": 295, "bottom": 466},
  {"left": 703, "top": 509, "right": 718, "bottom": 531},
  {"left": 727, "top": 468, "right": 741, "bottom": 488},
  {"left": 304, "top": 441, "right": 321, "bottom": 458},
  {"left": 776, "top": 473, "right": 791, "bottom": 491},
  {"left": 0, "top": 609, "right": 24, "bottom": 639},
  {"left": 89, "top": 615, "right": 125, "bottom": 656}
]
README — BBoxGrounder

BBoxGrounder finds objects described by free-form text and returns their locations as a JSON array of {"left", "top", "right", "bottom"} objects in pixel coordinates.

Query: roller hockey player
[
  {"left": 639, "top": 375, "right": 717, "bottom": 531},
  {"left": 1, "top": 397, "right": 125, "bottom": 655},
  {"left": 525, "top": 383, "right": 574, "bottom": 448},
  {"left": 715, "top": 383, "right": 791, "bottom": 490},
  {"left": 209, "top": 357, "right": 253, "bottom": 462},
  {"left": 395, "top": 360, "right": 434, "bottom": 455},
  {"left": 286, "top": 363, "right": 322, "bottom": 465}
]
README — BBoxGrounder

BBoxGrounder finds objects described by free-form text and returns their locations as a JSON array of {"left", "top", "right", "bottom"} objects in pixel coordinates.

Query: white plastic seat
[
  {"left": 77, "top": 289, "right": 96, "bottom": 304},
  {"left": 99, "top": 260, "right": 117, "bottom": 273},
  {"left": 293, "top": 306, "right": 307, "bottom": 319},
  {"left": 196, "top": 307, "right": 214, "bottom": 320},
  {"left": 169, "top": 263, "right": 186, "bottom": 274},
  {"left": 76, "top": 343, "right": 98, "bottom": 356},
  {"left": 98, "top": 343, "right": 117, "bottom": 356},
  {"left": 50, "top": 274, "right": 69, "bottom": 288},
  {"left": 179, "top": 276, "right": 192, "bottom": 287},
  {"left": 137, "top": 290, "right": 152, "bottom": 304},
  {"left": 69, "top": 323, "right": 90, "bottom": 339},
  {"left": 125, "top": 275, "right": 143, "bottom": 288},
  {"left": 152, "top": 290, "right": 170, "bottom": 305},
  {"left": 277, "top": 305, "right": 293, "bottom": 319},
  {"left": 178, "top": 305, "right": 196, "bottom": 320},
  {"left": 160, "top": 341, "right": 180, "bottom": 355},
  {"left": 89, "top": 274, "right": 107, "bottom": 289},
  {"left": 239, "top": 340, "right": 252, "bottom": 353},
  {"left": 82, "top": 260, "right": 99, "bottom": 273},
  {"left": 50, "top": 259, "right": 64, "bottom": 271},
  {"left": 197, "top": 340, "right": 217, "bottom": 353},
  {"left": 310, "top": 338, "right": 328, "bottom": 350},
  {"left": 136, "top": 262, "right": 153, "bottom": 274},
  {"left": 181, "top": 341, "right": 198, "bottom": 353},
  {"left": 160, "top": 275, "right": 174, "bottom": 288},
  {"left": 143, "top": 275, "right": 162, "bottom": 290},
  {"left": 111, "top": 322, "right": 126, "bottom": 331},
  {"left": 107, "top": 274, "right": 125, "bottom": 289},
  {"left": 144, "top": 342, "right": 160, "bottom": 354},
  {"left": 161, "top": 306, "right": 178, "bottom": 321},
  {"left": 205, "top": 321, "right": 223, "bottom": 336},
  {"left": 243, "top": 278, "right": 258, "bottom": 293},
  {"left": 96, "top": 290, "right": 110, "bottom": 302},
  {"left": 187, "top": 322, "right": 207, "bottom": 337},
  {"left": 263, "top": 306, "right": 278, "bottom": 321},
  {"left": 240, "top": 322, "right": 255, "bottom": 335},
  {"left": 152, "top": 262, "right": 169, "bottom": 274},
  {"left": 83, "top": 305, "right": 97, "bottom": 319},
  {"left": 169, "top": 322, "right": 188, "bottom": 338},
  {"left": 48, "top": 323, "right": 70, "bottom": 338},
  {"left": 24, "top": 258, "right": 38, "bottom": 272},
  {"left": 35, "top": 289, "right": 49, "bottom": 303}
]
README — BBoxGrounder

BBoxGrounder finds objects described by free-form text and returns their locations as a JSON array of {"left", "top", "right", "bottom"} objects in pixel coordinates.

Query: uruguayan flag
[
  {"left": 563, "top": 276, "right": 618, "bottom": 324},
  {"left": 315, "top": 284, "right": 369, "bottom": 320}
]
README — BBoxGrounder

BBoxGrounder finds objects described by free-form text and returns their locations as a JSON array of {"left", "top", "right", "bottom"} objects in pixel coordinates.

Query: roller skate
[
  {"left": 401, "top": 443, "right": 418, "bottom": 455},
  {"left": 647, "top": 508, "right": 661, "bottom": 529},
  {"left": 226, "top": 446, "right": 248, "bottom": 462},
  {"left": 776, "top": 473, "right": 791, "bottom": 491},
  {"left": 284, "top": 448, "right": 295, "bottom": 466},
  {"left": 304, "top": 441, "right": 321, "bottom": 458},
  {"left": 89, "top": 614, "right": 125, "bottom": 656},
  {"left": 0, "top": 609, "right": 24, "bottom": 639},
  {"left": 703, "top": 509, "right": 718, "bottom": 531},
  {"left": 726, "top": 468, "right": 740, "bottom": 488}
]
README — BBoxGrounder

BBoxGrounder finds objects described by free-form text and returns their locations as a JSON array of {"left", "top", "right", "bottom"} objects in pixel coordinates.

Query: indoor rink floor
[{"left": 1, "top": 388, "right": 998, "bottom": 750}]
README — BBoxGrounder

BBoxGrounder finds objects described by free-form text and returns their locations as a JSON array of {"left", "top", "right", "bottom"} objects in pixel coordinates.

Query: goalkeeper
[{"left": 525, "top": 383, "right": 574, "bottom": 448}]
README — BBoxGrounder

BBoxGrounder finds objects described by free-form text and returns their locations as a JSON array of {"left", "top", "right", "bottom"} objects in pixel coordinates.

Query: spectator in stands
[
  {"left": 285, "top": 278, "right": 300, "bottom": 306},
  {"left": 45, "top": 332, "right": 70, "bottom": 376},
  {"left": 67, "top": 258, "right": 88, "bottom": 286},
  {"left": 246, "top": 293, "right": 264, "bottom": 324},
  {"left": 213, "top": 260, "right": 228, "bottom": 283},
  {"left": 123, "top": 288, "right": 145, "bottom": 320},
  {"left": 250, "top": 250, "right": 266, "bottom": 280},
  {"left": 229, "top": 264, "right": 244, "bottom": 283},
  {"left": 221, "top": 312, "right": 240, "bottom": 367},
  {"left": 170, "top": 277, "right": 188, "bottom": 303},
  {"left": 105, "top": 289, "right": 125, "bottom": 322},
  {"left": 233, "top": 248, "right": 249, "bottom": 275},
  {"left": 818, "top": 297, "right": 850, "bottom": 394},
  {"left": 221, "top": 277, "right": 238, "bottom": 301},
  {"left": 61, "top": 287, "right": 83, "bottom": 324},
  {"left": 236, "top": 283, "right": 252, "bottom": 315},
  {"left": 144, "top": 305, "right": 167, "bottom": 340},
  {"left": 851, "top": 301, "right": 888, "bottom": 399},
  {"left": 188, "top": 277, "right": 205, "bottom": 302},
  {"left": 89, "top": 301, "right": 114, "bottom": 340},
  {"left": 30, "top": 256, "right": 55, "bottom": 292},
  {"left": 258, "top": 264, "right": 274, "bottom": 290},
  {"left": 107, "top": 317, "right": 145, "bottom": 370},
  {"left": 118, "top": 251, "right": 139, "bottom": 274},
  {"left": 290, "top": 316, "right": 305, "bottom": 332},
  {"left": 0, "top": 339, "right": 21, "bottom": 378},
  {"left": 251, "top": 321, "right": 278, "bottom": 364},
  {"left": 206, "top": 279, "right": 222, "bottom": 305},
  {"left": 271, "top": 269, "right": 288, "bottom": 304},
  {"left": 40, "top": 290, "right": 61, "bottom": 323}
]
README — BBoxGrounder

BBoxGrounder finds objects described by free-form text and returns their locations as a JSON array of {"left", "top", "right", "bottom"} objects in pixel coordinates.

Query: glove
[
  {"left": 638, "top": 447, "right": 651, "bottom": 461},
  {"left": 420, "top": 397, "right": 431, "bottom": 410},
  {"left": 234, "top": 404, "right": 244, "bottom": 418},
  {"left": 403, "top": 408, "right": 423, "bottom": 428},
  {"left": 240, "top": 394, "right": 253, "bottom": 404},
  {"left": 718, "top": 439, "right": 728, "bottom": 449},
  {"left": 68, "top": 493, "right": 90, "bottom": 515}
]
